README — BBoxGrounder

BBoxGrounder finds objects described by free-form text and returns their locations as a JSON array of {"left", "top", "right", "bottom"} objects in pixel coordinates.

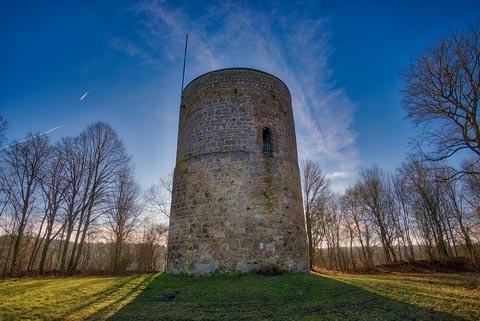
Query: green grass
[
  {"left": 0, "top": 274, "right": 156, "bottom": 321},
  {"left": 327, "top": 273, "right": 480, "bottom": 320},
  {"left": 0, "top": 272, "right": 478, "bottom": 320}
]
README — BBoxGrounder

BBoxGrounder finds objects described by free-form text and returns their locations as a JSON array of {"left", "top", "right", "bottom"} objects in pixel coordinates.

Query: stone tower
[{"left": 166, "top": 68, "right": 308, "bottom": 275}]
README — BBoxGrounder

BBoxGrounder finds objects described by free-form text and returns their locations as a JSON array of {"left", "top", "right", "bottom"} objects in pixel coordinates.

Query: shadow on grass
[
  {"left": 83, "top": 273, "right": 158, "bottom": 320},
  {"left": 107, "top": 273, "right": 470, "bottom": 321},
  {"left": 0, "top": 273, "right": 161, "bottom": 321}
]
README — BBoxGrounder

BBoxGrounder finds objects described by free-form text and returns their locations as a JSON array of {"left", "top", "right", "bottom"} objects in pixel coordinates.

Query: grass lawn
[
  {"left": 0, "top": 273, "right": 157, "bottom": 321},
  {"left": 0, "top": 272, "right": 478, "bottom": 320}
]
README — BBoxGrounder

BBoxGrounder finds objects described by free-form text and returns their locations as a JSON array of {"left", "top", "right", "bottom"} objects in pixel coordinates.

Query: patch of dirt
[
  {"left": 375, "top": 257, "right": 480, "bottom": 274},
  {"left": 315, "top": 257, "right": 480, "bottom": 275}
]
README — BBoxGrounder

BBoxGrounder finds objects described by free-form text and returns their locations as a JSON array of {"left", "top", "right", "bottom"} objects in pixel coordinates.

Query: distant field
[{"left": 0, "top": 272, "right": 478, "bottom": 320}]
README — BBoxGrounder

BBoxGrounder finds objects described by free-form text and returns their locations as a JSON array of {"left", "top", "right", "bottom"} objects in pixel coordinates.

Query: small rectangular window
[{"left": 263, "top": 127, "right": 272, "bottom": 156}]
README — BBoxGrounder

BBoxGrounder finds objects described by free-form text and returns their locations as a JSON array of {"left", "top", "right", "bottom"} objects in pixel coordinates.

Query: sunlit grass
[
  {"left": 0, "top": 273, "right": 157, "bottom": 320},
  {"left": 327, "top": 272, "right": 480, "bottom": 321},
  {"left": 0, "top": 272, "right": 478, "bottom": 320}
]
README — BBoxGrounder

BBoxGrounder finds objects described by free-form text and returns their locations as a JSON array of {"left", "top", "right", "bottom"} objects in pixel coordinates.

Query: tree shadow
[
  {"left": 107, "top": 273, "right": 472, "bottom": 321},
  {"left": 83, "top": 273, "right": 158, "bottom": 320}
]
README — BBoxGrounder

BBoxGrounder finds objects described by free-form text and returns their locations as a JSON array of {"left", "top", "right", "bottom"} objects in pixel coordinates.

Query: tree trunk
[
  {"left": 10, "top": 204, "right": 29, "bottom": 275},
  {"left": 306, "top": 212, "right": 314, "bottom": 270}
]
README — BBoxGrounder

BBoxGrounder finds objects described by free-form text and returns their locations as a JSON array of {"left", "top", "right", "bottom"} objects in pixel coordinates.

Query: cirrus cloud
[{"left": 126, "top": 0, "right": 359, "bottom": 189}]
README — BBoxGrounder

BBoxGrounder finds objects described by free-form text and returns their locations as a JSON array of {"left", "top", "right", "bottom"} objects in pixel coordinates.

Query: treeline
[
  {"left": 303, "top": 22, "right": 480, "bottom": 271},
  {"left": 303, "top": 159, "right": 480, "bottom": 271},
  {"left": 0, "top": 121, "right": 167, "bottom": 276}
]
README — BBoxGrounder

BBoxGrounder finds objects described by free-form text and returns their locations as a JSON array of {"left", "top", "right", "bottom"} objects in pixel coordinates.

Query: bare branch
[{"left": 401, "top": 22, "right": 480, "bottom": 172}]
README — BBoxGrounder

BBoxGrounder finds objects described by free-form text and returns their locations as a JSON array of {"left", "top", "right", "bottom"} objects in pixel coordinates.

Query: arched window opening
[{"left": 263, "top": 127, "right": 272, "bottom": 156}]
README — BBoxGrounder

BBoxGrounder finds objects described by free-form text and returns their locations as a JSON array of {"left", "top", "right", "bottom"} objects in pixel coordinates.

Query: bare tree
[
  {"left": 400, "top": 159, "right": 452, "bottom": 259},
  {"left": 144, "top": 172, "right": 173, "bottom": 219},
  {"left": 135, "top": 222, "right": 168, "bottom": 272},
  {"left": 0, "top": 116, "right": 7, "bottom": 148},
  {"left": 440, "top": 167, "right": 479, "bottom": 261},
  {"left": 36, "top": 145, "right": 68, "bottom": 275},
  {"left": 57, "top": 136, "right": 88, "bottom": 275},
  {"left": 461, "top": 159, "right": 480, "bottom": 207},
  {"left": 341, "top": 186, "right": 374, "bottom": 268},
  {"left": 0, "top": 121, "right": 169, "bottom": 275},
  {"left": 391, "top": 171, "right": 416, "bottom": 262},
  {"left": 322, "top": 198, "right": 347, "bottom": 270},
  {"left": 1, "top": 134, "right": 49, "bottom": 275},
  {"left": 357, "top": 165, "right": 398, "bottom": 263},
  {"left": 0, "top": 169, "right": 12, "bottom": 220},
  {"left": 401, "top": 23, "right": 480, "bottom": 177},
  {"left": 66, "top": 122, "right": 130, "bottom": 275},
  {"left": 107, "top": 168, "right": 142, "bottom": 274},
  {"left": 301, "top": 159, "right": 331, "bottom": 270},
  {"left": 0, "top": 116, "right": 8, "bottom": 219}
]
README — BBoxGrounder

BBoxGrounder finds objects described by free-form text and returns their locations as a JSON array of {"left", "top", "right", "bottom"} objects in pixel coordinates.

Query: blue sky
[{"left": 1, "top": 0, "right": 479, "bottom": 191}]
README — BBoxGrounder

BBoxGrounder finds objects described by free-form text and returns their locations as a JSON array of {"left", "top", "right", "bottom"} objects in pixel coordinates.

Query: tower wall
[{"left": 166, "top": 68, "right": 308, "bottom": 275}]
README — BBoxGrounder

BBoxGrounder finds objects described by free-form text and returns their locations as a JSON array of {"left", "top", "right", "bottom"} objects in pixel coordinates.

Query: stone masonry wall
[{"left": 166, "top": 68, "right": 309, "bottom": 275}]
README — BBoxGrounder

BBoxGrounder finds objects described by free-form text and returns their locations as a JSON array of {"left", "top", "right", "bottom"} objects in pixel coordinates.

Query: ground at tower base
[{"left": 1, "top": 270, "right": 478, "bottom": 320}]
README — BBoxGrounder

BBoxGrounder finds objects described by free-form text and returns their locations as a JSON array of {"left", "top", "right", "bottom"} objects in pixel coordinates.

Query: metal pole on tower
[{"left": 181, "top": 34, "right": 189, "bottom": 99}]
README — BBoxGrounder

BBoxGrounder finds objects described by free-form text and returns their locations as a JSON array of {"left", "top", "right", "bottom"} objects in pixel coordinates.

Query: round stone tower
[{"left": 166, "top": 68, "right": 308, "bottom": 275}]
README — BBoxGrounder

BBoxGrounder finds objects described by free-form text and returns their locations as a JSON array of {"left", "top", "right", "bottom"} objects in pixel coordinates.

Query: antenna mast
[{"left": 181, "top": 34, "right": 189, "bottom": 98}]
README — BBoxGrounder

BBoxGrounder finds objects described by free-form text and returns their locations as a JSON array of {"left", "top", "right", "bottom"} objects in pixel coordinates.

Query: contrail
[
  {"left": 80, "top": 90, "right": 89, "bottom": 101},
  {"left": 0, "top": 126, "right": 62, "bottom": 151},
  {"left": 43, "top": 126, "right": 62, "bottom": 134}
]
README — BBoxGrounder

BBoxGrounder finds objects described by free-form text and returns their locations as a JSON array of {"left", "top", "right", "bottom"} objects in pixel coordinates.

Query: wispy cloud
[
  {"left": 326, "top": 171, "right": 354, "bottom": 179},
  {"left": 108, "top": 37, "right": 157, "bottom": 65},
  {"left": 132, "top": 0, "right": 359, "bottom": 188}
]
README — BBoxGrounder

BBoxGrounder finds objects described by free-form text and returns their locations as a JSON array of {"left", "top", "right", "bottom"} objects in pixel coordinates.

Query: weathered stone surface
[{"left": 166, "top": 68, "right": 309, "bottom": 275}]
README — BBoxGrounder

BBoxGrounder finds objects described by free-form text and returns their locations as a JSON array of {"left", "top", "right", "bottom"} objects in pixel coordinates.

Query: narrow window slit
[{"left": 263, "top": 127, "right": 272, "bottom": 156}]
